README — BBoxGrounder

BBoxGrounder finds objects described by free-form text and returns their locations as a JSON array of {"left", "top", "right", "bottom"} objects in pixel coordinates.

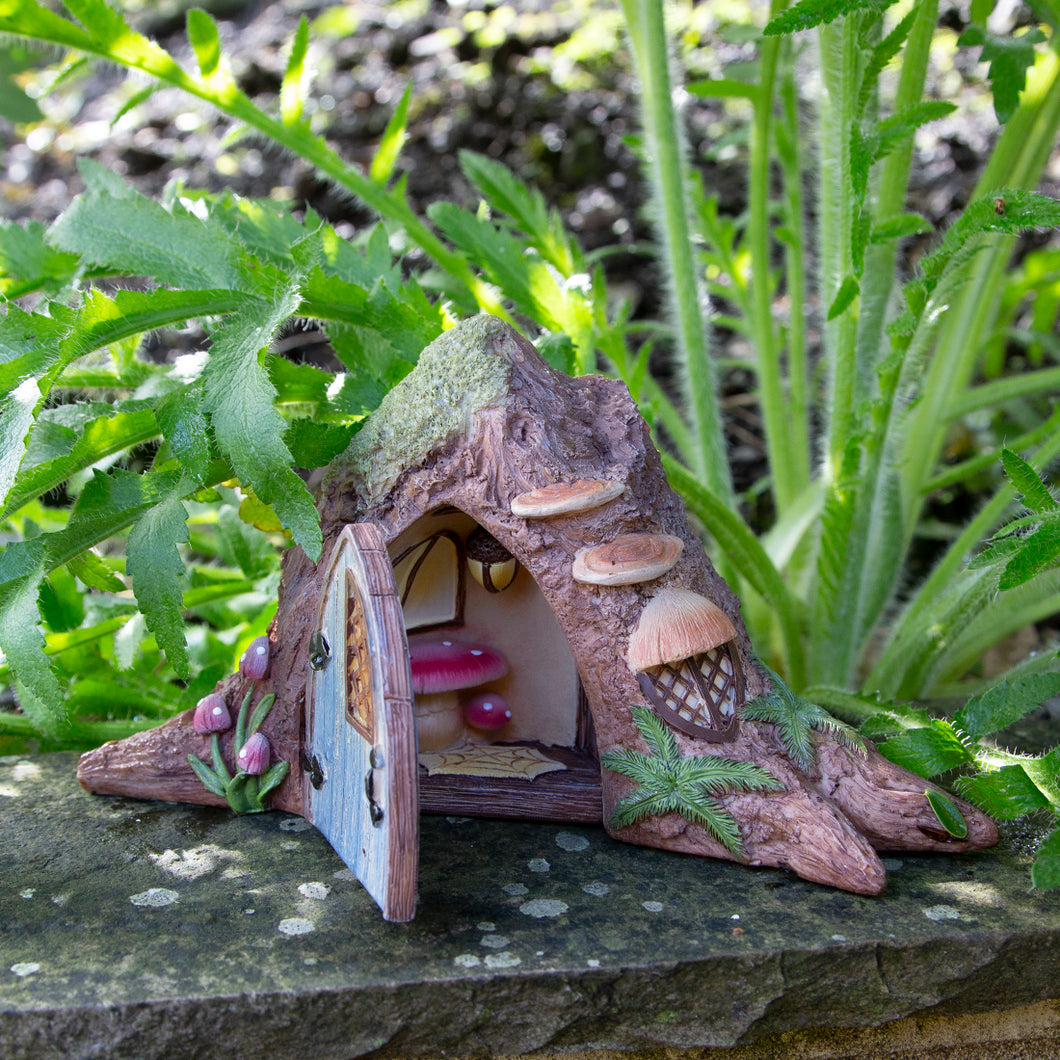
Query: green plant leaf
[
  {"left": 155, "top": 383, "right": 211, "bottom": 483},
  {"left": 958, "top": 24, "right": 1048, "bottom": 123},
  {"left": 370, "top": 81, "right": 412, "bottom": 184},
  {"left": 876, "top": 719, "right": 976, "bottom": 777},
  {"left": 1002, "top": 447, "right": 1058, "bottom": 513},
  {"left": 1031, "top": 828, "right": 1060, "bottom": 890},
  {"left": 185, "top": 7, "right": 222, "bottom": 78},
  {"left": 827, "top": 275, "right": 860, "bottom": 319},
  {"left": 126, "top": 490, "right": 190, "bottom": 680},
  {"left": 997, "top": 523, "right": 1060, "bottom": 589},
  {"left": 763, "top": 0, "right": 893, "bottom": 36},
  {"left": 201, "top": 276, "right": 322, "bottom": 561},
  {"left": 955, "top": 671, "right": 1060, "bottom": 739},
  {"left": 0, "top": 569, "right": 66, "bottom": 735},
  {"left": 870, "top": 213, "right": 932, "bottom": 242},
  {"left": 280, "top": 15, "right": 309, "bottom": 125},
  {"left": 48, "top": 161, "right": 245, "bottom": 290},
  {"left": 924, "top": 788, "right": 969, "bottom": 838},
  {"left": 957, "top": 764, "right": 1053, "bottom": 819}
]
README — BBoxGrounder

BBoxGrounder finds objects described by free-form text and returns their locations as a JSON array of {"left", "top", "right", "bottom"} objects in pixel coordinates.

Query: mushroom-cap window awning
[
  {"left": 572, "top": 533, "right": 684, "bottom": 586},
  {"left": 627, "top": 588, "right": 744, "bottom": 742},
  {"left": 511, "top": 479, "right": 626, "bottom": 518}
]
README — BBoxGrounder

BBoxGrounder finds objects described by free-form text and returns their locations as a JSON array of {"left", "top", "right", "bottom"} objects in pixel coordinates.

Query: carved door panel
[{"left": 305, "top": 524, "right": 418, "bottom": 922}]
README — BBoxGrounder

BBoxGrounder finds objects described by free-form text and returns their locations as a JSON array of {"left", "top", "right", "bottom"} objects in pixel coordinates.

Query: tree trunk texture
[{"left": 79, "top": 317, "right": 997, "bottom": 896}]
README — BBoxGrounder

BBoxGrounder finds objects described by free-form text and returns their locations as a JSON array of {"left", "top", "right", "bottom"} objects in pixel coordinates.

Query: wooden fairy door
[{"left": 305, "top": 524, "right": 418, "bottom": 922}]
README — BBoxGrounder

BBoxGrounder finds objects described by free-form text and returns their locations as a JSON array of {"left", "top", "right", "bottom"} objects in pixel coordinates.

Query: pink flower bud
[
  {"left": 239, "top": 636, "right": 270, "bottom": 681},
  {"left": 463, "top": 692, "right": 512, "bottom": 732},
  {"left": 192, "top": 693, "right": 231, "bottom": 735},
  {"left": 236, "top": 732, "right": 271, "bottom": 775}
]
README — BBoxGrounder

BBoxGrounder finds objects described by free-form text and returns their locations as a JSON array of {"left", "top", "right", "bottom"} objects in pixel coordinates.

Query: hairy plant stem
[
  {"left": 621, "top": 0, "right": 733, "bottom": 506},
  {"left": 817, "top": 17, "right": 861, "bottom": 477},
  {"left": 750, "top": 17, "right": 809, "bottom": 511},
  {"left": 853, "top": 0, "right": 938, "bottom": 393}
]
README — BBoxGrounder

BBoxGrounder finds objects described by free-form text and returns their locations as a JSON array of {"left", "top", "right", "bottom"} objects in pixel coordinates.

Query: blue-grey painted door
[{"left": 305, "top": 524, "right": 418, "bottom": 922}]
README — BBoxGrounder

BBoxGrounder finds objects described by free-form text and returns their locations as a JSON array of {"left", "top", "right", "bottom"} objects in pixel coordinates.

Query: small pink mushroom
[
  {"left": 192, "top": 693, "right": 231, "bottom": 735},
  {"left": 239, "top": 636, "right": 270, "bottom": 681},
  {"left": 463, "top": 692, "right": 512, "bottom": 733},
  {"left": 236, "top": 732, "right": 271, "bottom": 775},
  {"left": 408, "top": 635, "right": 509, "bottom": 751}
]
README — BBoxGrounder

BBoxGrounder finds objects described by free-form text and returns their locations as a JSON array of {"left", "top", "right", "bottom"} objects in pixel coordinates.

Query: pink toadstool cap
[{"left": 407, "top": 635, "right": 509, "bottom": 694}]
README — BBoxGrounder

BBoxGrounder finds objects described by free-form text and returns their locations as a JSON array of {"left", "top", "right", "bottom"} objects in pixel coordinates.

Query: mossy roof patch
[{"left": 334, "top": 315, "right": 514, "bottom": 506}]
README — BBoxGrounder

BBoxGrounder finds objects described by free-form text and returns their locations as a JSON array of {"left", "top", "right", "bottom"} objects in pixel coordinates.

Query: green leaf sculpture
[
  {"left": 741, "top": 662, "right": 866, "bottom": 771},
  {"left": 602, "top": 706, "right": 783, "bottom": 856}
]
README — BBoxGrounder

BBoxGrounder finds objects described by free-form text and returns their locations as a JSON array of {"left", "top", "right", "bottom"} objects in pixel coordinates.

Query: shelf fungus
[
  {"left": 627, "top": 588, "right": 744, "bottom": 742},
  {"left": 572, "top": 532, "right": 683, "bottom": 586},
  {"left": 511, "top": 479, "right": 625, "bottom": 519}
]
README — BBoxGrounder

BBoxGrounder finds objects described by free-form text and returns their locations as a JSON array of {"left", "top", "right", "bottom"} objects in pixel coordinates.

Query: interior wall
[{"left": 388, "top": 511, "right": 580, "bottom": 748}]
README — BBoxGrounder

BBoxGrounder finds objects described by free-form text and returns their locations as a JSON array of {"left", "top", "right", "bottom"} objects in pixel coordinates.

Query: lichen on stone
[{"left": 331, "top": 316, "right": 515, "bottom": 507}]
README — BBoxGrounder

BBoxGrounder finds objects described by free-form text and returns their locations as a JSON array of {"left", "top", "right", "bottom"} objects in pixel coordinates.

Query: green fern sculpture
[
  {"left": 742, "top": 662, "right": 867, "bottom": 771},
  {"left": 601, "top": 706, "right": 783, "bottom": 856}
]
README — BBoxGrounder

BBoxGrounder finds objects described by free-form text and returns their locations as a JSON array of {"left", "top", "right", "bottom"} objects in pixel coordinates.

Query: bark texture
[{"left": 78, "top": 316, "right": 998, "bottom": 895}]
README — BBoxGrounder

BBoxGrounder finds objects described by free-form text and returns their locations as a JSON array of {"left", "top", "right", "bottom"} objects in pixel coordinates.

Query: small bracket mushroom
[
  {"left": 511, "top": 479, "right": 626, "bottom": 518},
  {"left": 572, "top": 533, "right": 683, "bottom": 586}
]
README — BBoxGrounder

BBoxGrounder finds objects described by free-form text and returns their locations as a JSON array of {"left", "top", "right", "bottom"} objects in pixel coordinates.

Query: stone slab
[{"left": 1, "top": 752, "right": 1059, "bottom": 1060}]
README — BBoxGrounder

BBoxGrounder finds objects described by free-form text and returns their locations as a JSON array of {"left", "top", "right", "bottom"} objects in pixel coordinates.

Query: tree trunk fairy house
[{"left": 79, "top": 317, "right": 997, "bottom": 921}]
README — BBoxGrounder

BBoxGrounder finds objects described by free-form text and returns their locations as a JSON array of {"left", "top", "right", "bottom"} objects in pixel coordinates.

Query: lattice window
[
  {"left": 345, "top": 570, "right": 374, "bottom": 741},
  {"left": 636, "top": 644, "right": 744, "bottom": 742}
]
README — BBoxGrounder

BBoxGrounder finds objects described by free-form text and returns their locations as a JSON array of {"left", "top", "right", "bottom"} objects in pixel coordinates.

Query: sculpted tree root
[{"left": 79, "top": 317, "right": 997, "bottom": 906}]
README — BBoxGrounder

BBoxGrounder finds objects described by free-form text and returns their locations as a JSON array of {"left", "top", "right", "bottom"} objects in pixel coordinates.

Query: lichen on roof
[{"left": 332, "top": 315, "right": 515, "bottom": 506}]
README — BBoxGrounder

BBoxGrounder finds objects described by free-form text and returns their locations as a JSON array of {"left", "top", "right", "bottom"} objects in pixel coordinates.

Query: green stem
[
  {"left": 749, "top": 23, "right": 807, "bottom": 511},
  {"left": 621, "top": 0, "right": 732, "bottom": 504},
  {"left": 853, "top": 0, "right": 938, "bottom": 390},
  {"left": 818, "top": 17, "right": 861, "bottom": 473}
]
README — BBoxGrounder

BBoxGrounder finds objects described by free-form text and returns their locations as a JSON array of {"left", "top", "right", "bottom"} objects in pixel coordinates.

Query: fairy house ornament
[{"left": 78, "top": 316, "right": 998, "bottom": 922}]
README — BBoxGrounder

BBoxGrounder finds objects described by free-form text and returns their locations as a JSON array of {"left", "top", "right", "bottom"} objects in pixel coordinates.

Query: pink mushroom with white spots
[{"left": 407, "top": 634, "right": 510, "bottom": 750}]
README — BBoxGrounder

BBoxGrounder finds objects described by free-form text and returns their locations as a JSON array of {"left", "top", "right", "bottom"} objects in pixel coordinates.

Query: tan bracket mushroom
[
  {"left": 511, "top": 479, "right": 625, "bottom": 518},
  {"left": 572, "top": 532, "right": 684, "bottom": 586}
]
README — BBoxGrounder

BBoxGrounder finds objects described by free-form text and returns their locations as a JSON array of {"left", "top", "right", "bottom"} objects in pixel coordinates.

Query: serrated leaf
[
  {"left": 186, "top": 7, "right": 222, "bottom": 78},
  {"left": 370, "top": 81, "right": 411, "bottom": 184},
  {"left": 876, "top": 719, "right": 975, "bottom": 777},
  {"left": 237, "top": 486, "right": 285, "bottom": 534},
  {"left": 956, "top": 672, "right": 1060, "bottom": 739},
  {"left": 155, "top": 382, "right": 211, "bottom": 482},
  {"left": 763, "top": 0, "right": 893, "bottom": 36},
  {"left": 1031, "top": 828, "right": 1060, "bottom": 889},
  {"left": 0, "top": 376, "right": 39, "bottom": 507},
  {"left": 958, "top": 24, "right": 1048, "bottom": 123},
  {"left": 284, "top": 419, "right": 358, "bottom": 470},
  {"left": 998, "top": 523, "right": 1060, "bottom": 589},
  {"left": 857, "top": 4, "right": 917, "bottom": 115},
  {"left": 126, "top": 490, "right": 190, "bottom": 679},
  {"left": 957, "top": 765, "right": 1052, "bottom": 819},
  {"left": 49, "top": 164, "right": 244, "bottom": 290},
  {"left": 0, "top": 569, "right": 67, "bottom": 735},
  {"left": 0, "top": 219, "right": 78, "bottom": 293},
  {"left": 924, "top": 788, "right": 969, "bottom": 838},
  {"left": 202, "top": 280, "right": 322, "bottom": 561},
  {"left": 67, "top": 549, "right": 126, "bottom": 593},
  {"left": 1002, "top": 447, "right": 1058, "bottom": 512}
]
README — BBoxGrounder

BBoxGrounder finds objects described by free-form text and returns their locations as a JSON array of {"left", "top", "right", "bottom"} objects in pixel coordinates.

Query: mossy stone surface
[{"left": 2, "top": 753, "right": 1060, "bottom": 1060}]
